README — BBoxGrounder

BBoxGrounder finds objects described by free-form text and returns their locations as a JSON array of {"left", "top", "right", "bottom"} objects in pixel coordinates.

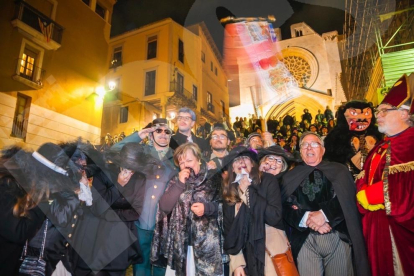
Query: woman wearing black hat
[
  {"left": 71, "top": 142, "right": 148, "bottom": 275},
  {"left": 151, "top": 142, "right": 223, "bottom": 276},
  {"left": 0, "top": 142, "right": 84, "bottom": 275},
  {"left": 222, "top": 146, "right": 291, "bottom": 276}
]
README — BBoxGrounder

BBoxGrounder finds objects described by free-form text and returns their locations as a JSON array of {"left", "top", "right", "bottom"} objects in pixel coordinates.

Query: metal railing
[
  {"left": 16, "top": 58, "right": 45, "bottom": 86},
  {"left": 170, "top": 81, "right": 197, "bottom": 104},
  {"left": 11, "top": 116, "right": 27, "bottom": 139},
  {"left": 13, "top": 0, "right": 64, "bottom": 44}
]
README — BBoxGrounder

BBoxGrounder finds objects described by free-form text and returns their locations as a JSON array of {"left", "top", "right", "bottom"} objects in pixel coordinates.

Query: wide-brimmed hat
[
  {"left": 257, "top": 145, "right": 301, "bottom": 163},
  {"left": 110, "top": 142, "right": 155, "bottom": 171},
  {"left": 223, "top": 146, "right": 258, "bottom": 171}
]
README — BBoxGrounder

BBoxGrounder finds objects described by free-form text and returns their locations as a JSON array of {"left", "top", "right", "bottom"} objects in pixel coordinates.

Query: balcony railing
[
  {"left": 13, "top": 0, "right": 64, "bottom": 44},
  {"left": 170, "top": 81, "right": 196, "bottom": 105},
  {"left": 11, "top": 115, "right": 27, "bottom": 139},
  {"left": 15, "top": 58, "right": 45, "bottom": 86}
]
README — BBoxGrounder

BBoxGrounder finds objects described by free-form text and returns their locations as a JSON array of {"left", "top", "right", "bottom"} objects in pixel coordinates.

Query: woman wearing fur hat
[
  {"left": 222, "top": 146, "right": 294, "bottom": 276},
  {"left": 151, "top": 142, "right": 223, "bottom": 276},
  {"left": 71, "top": 142, "right": 148, "bottom": 275}
]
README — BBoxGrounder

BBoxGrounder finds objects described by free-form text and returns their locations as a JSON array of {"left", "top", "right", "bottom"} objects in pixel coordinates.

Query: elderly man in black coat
[{"left": 281, "top": 132, "right": 371, "bottom": 276}]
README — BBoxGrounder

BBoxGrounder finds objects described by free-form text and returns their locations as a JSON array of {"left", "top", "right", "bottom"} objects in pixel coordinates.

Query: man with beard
[
  {"left": 356, "top": 74, "right": 414, "bottom": 276},
  {"left": 206, "top": 127, "right": 230, "bottom": 171},
  {"left": 281, "top": 132, "right": 370, "bottom": 276},
  {"left": 111, "top": 118, "right": 177, "bottom": 276},
  {"left": 170, "top": 107, "right": 209, "bottom": 156}
]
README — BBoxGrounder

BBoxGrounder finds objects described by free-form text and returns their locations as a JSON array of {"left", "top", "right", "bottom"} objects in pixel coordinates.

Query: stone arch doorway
[{"left": 266, "top": 94, "right": 327, "bottom": 124}]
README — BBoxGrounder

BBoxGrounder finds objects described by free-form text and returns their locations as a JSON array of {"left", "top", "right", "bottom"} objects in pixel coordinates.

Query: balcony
[
  {"left": 167, "top": 81, "right": 196, "bottom": 108},
  {"left": 11, "top": 0, "right": 63, "bottom": 50},
  {"left": 12, "top": 58, "right": 45, "bottom": 89}
]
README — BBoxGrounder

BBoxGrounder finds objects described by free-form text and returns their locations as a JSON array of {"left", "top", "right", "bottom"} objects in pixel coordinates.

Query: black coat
[
  {"left": 71, "top": 166, "right": 144, "bottom": 272},
  {"left": 223, "top": 173, "right": 284, "bottom": 276},
  {"left": 281, "top": 161, "right": 371, "bottom": 276},
  {"left": 0, "top": 183, "right": 46, "bottom": 275},
  {"left": 170, "top": 132, "right": 209, "bottom": 155}
]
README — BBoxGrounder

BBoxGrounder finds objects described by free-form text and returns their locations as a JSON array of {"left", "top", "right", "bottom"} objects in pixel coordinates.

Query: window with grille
[{"left": 11, "top": 93, "right": 31, "bottom": 139}]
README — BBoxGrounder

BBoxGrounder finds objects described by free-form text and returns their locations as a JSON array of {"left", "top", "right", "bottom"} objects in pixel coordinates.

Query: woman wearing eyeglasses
[
  {"left": 71, "top": 142, "right": 150, "bottom": 276},
  {"left": 222, "top": 146, "right": 298, "bottom": 276},
  {"left": 151, "top": 142, "right": 223, "bottom": 276}
]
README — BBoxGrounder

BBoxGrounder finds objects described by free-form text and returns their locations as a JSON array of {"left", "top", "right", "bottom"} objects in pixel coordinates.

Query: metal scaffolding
[{"left": 341, "top": 0, "right": 414, "bottom": 101}]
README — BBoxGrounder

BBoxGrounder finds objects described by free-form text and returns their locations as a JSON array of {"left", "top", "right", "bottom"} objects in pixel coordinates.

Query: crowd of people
[{"left": 1, "top": 74, "right": 414, "bottom": 276}]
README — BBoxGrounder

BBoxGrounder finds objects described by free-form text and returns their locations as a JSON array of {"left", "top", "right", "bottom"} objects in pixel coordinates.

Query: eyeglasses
[
  {"left": 154, "top": 128, "right": 172, "bottom": 135},
  {"left": 300, "top": 141, "right": 321, "bottom": 149},
  {"left": 120, "top": 168, "right": 134, "bottom": 176},
  {"left": 177, "top": 116, "right": 192, "bottom": 122},
  {"left": 234, "top": 156, "right": 250, "bottom": 163},
  {"left": 374, "top": 108, "right": 397, "bottom": 117},
  {"left": 266, "top": 156, "right": 283, "bottom": 164},
  {"left": 211, "top": 134, "right": 228, "bottom": 140}
]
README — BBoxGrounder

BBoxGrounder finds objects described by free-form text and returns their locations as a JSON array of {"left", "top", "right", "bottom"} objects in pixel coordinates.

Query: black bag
[{"left": 19, "top": 219, "right": 49, "bottom": 276}]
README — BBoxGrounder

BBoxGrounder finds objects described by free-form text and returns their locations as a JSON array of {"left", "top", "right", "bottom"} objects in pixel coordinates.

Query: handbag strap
[
  {"left": 265, "top": 242, "right": 291, "bottom": 258},
  {"left": 39, "top": 219, "right": 49, "bottom": 259}
]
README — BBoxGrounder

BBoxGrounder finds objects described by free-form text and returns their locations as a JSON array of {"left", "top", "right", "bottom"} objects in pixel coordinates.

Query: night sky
[{"left": 111, "top": 0, "right": 347, "bottom": 54}]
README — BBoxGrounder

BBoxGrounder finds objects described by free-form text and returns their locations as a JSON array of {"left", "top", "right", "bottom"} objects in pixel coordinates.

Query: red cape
[{"left": 356, "top": 127, "right": 414, "bottom": 276}]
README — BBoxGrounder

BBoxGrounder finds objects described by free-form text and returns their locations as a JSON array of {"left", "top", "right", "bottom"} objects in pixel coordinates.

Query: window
[
  {"left": 147, "top": 36, "right": 157, "bottom": 59},
  {"left": 176, "top": 73, "right": 184, "bottom": 94},
  {"left": 145, "top": 70, "right": 156, "bottom": 96},
  {"left": 95, "top": 2, "right": 106, "bottom": 19},
  {"left": 82, "top": 0, "right": 90, "bottom": 6},
  {"left": 201, "top": 51, "right": 205, "bottom": 63},
  {"left": 120, "top": 106, "right": 128, "bottom": 123},
  {"left": 207, "top": 92, "right": 214, "bottom": 113},
  {"left": 19, "top": 48, "right": 37, "bottom": 81},
  {"left": 110, "top": 46, "right": 122, "bottom": 68},
  {"left": 295, "top": 29, "right": 303, "bottom": 37},
  {"left": 221, "top": 100, "right": 225, "bottom": 116},
  {"left": 192, "top": 85, "right": 198, "bottom": 101},
  {"left": 215, "top": 67, "right": 218, "bottom": 76},
  {"left": 178, "top": 39, "right": 184, "bottom": 63},
  {"left": 16, "top": 41, "right": 44, "bottom": 85},
  {"left": 11, "top": 93, "right": 31, "bottom": 140},
  {"left": 210, "top": 61, "right": 213, "bottom": 72}
]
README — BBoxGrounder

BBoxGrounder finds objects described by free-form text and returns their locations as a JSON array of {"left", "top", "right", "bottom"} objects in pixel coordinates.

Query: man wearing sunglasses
[
  {"left": 281, "top": 132, "right": 370, "bottom": 276},
  {"left": 356, "top": 74, "right": 414, "bottom": 276},
  {"left": 111, "top": 118, "right": 177, "bottom": 276}
]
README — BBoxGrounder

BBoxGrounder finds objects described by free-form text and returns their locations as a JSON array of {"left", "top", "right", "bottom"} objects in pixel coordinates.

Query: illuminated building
[
  {"left": 103, "top": 18, "right": 229, "bottom": 135},
  {"left": 0, "top": 0, "right": 116, "bottom": 148},
  {"left": 227, "top": 22, "right": 346, "bottom": 123}
]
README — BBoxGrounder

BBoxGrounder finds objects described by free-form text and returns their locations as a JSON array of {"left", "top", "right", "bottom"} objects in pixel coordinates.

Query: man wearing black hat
[
  {"left": 111, "top": 118, "right": 177, "bottom": 276},
  {"left": 281, "top": 132, "right": 370, "bottom": 276},
  {"left": 356, "top": 73, "right": 414, "bottom": 276}
]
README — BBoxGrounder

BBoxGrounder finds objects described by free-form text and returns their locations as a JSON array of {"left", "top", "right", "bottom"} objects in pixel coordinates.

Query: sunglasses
[{"left": 154, "top": 128, "right": 172, "bottom": 135}]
